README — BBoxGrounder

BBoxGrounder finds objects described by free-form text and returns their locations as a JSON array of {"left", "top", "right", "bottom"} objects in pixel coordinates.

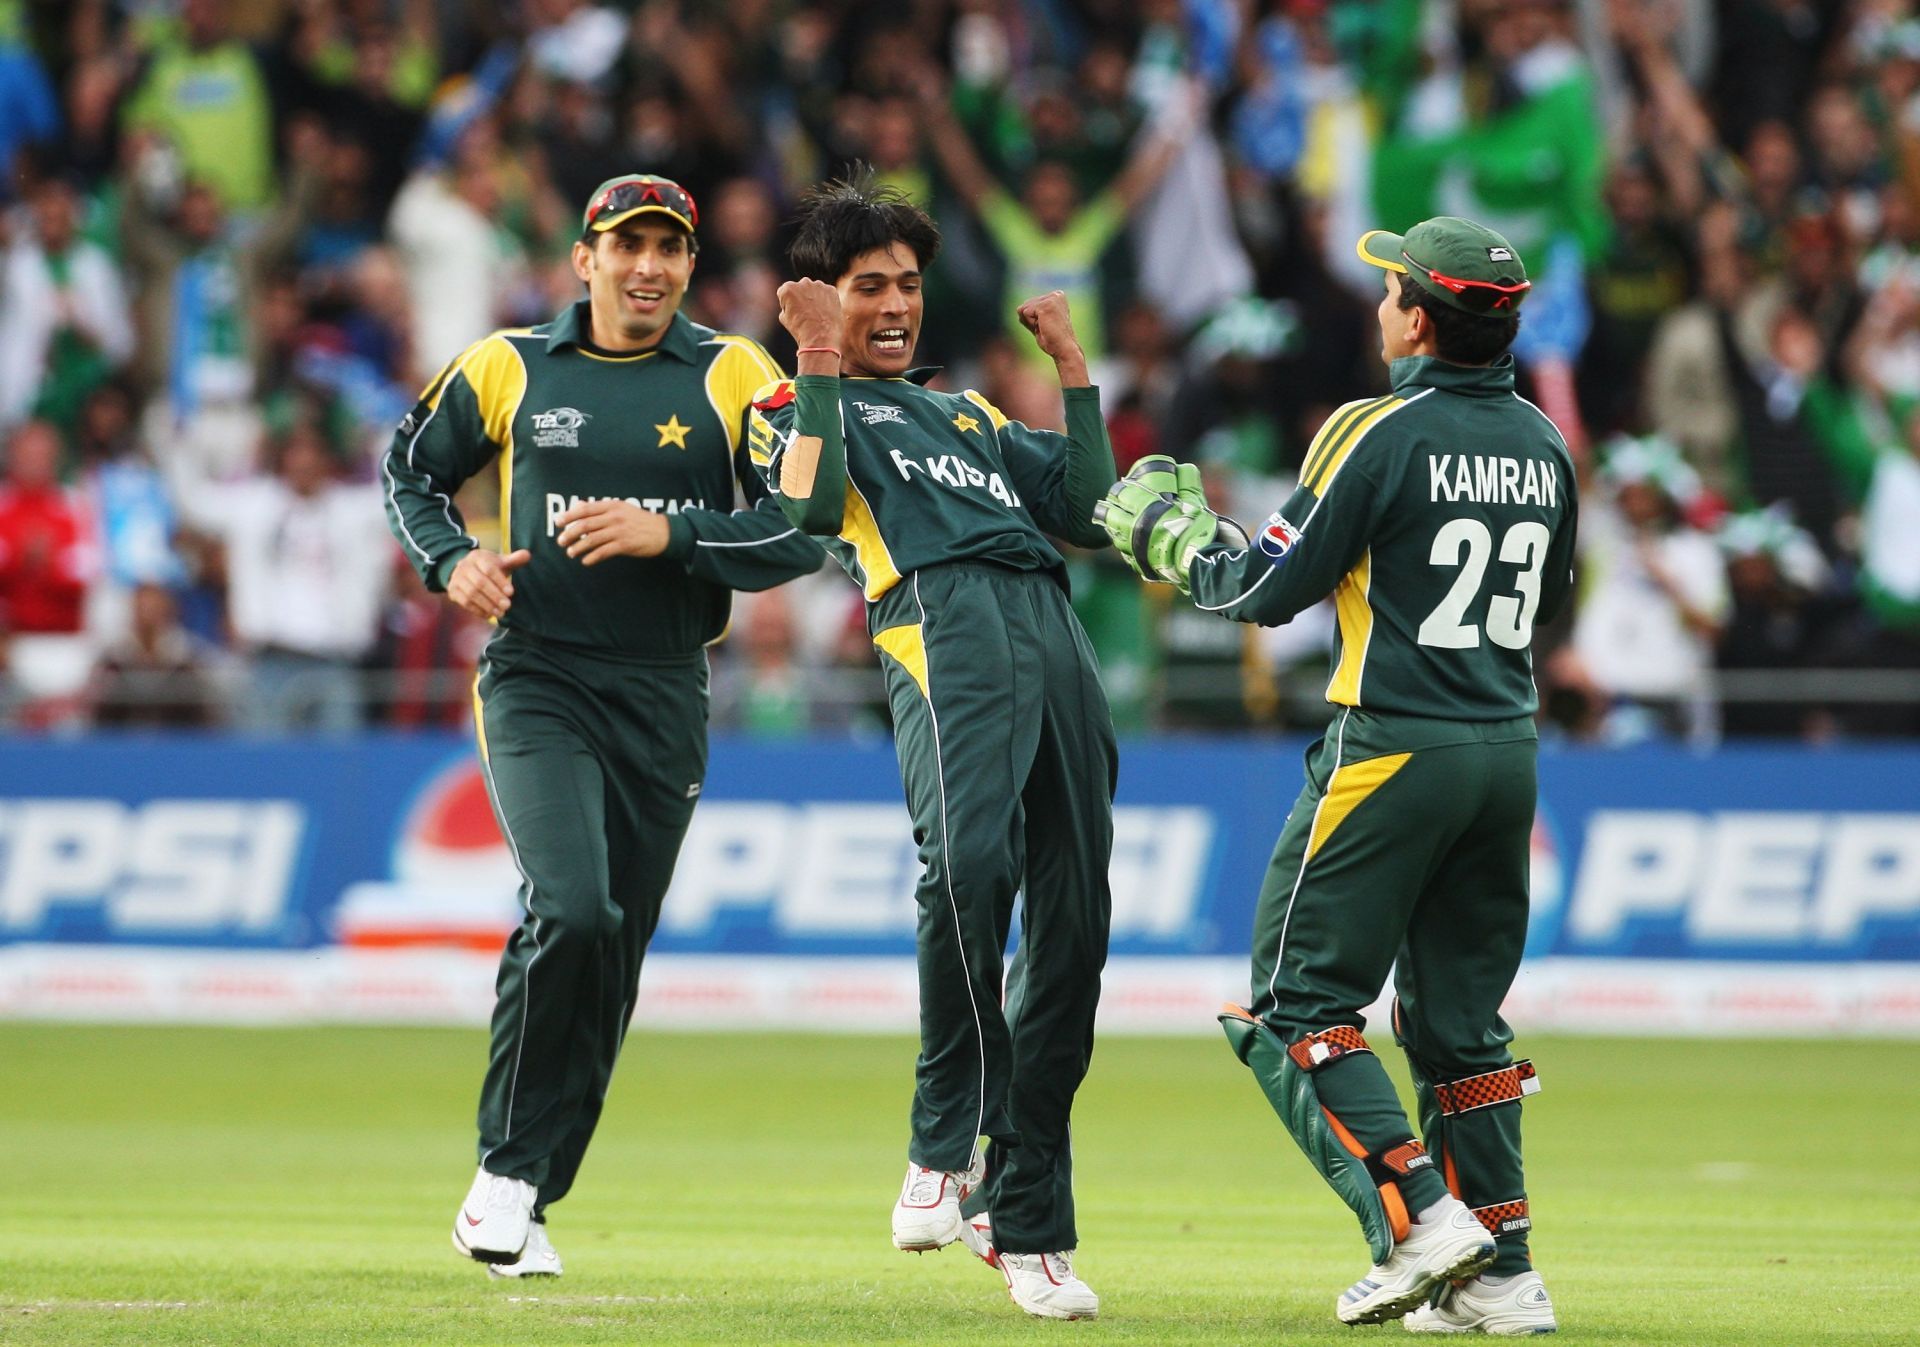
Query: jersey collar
[
  {"left": 1389, "top": 353, "right": 1516, "bottom": 398},
  {"left": 545, "top": 302, "right": 701, "bottom": 363},
  {"left": 840, "top": 366, "right": 943, "bottom": 385}
]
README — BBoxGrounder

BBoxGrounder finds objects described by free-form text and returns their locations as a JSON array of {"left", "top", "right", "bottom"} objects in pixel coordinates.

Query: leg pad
[{"left": 1220, "top": 1005, "right": 1427, "bottom": 1263}]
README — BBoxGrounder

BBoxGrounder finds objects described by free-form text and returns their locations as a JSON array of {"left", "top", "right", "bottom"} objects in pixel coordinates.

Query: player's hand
[
  {"left": 556, "top": 498, "right": 671, "bottom": 566},
  {"left": 447, "top": 547, "right": 532, "bottom": 620},
  {"left": 777, "top": 278, "right": 843, "bottom": 352},
  {"left": 1017, "top": 290, "right": 1083, "bottom": 361}
]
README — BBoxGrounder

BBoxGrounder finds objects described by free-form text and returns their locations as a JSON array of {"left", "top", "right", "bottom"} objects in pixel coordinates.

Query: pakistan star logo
[
  {"left": 952, "top": 411, "right": 981, "bottom": 434},
  {"left": 655, "top": 414, "right": 691, "bottom": 449}
]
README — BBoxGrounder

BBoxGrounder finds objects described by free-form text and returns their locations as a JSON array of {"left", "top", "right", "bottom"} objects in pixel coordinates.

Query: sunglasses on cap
[
  {"left": 584, "top": 177, "right": 699, "bottom": 233},
  {"left": 1402, "top": 251, "right": 1531, "bottom": 313}
]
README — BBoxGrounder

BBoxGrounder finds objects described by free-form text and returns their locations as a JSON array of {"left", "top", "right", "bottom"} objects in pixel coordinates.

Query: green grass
[{"left": 2, "top": 1026, "right": 1915, "bottom": 1345}]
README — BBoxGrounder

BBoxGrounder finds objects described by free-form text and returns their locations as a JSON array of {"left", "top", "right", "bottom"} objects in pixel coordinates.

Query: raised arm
[
  {"left": 1108, "top": 76, "right": 1204, "bottom": 213},
  {"left": 995, "top": 291, "right": 1114, "bottom": 548},
  {"left": 917, "top": 78, "right": 1000, "bottom": 214},
  {"left": 760, "top": 278, "right": 848, "bottom": 535}
]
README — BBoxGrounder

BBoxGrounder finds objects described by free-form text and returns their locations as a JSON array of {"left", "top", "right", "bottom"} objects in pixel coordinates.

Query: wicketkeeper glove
[{"left": 1091, "top": 456, "right": 1249, "bottom": 595}]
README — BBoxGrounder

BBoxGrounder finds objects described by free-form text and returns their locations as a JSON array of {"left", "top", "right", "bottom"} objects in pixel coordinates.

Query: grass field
[{"left": 3, "top": 1026, "right": 1916, "bottom": 1345}]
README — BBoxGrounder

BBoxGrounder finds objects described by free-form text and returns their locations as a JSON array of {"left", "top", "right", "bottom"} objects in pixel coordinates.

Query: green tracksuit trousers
[
  {"left": 1244, "top": 708, "right": 1540, "bottom": 1275},
  {"left": 868, "top": 563, "right": 1117, "bottom": 1255},
  {"left": 471, "top": 627, "right": 708, "bottom": 1218}
]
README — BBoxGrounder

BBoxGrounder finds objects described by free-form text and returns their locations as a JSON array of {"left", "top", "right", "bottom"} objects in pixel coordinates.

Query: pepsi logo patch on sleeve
[{"left": 1257, "top": 512, "right": 1301, "bottom": 560}]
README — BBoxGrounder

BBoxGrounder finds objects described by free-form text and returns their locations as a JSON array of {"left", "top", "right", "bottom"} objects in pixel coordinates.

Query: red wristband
[{"left": 796, "top": 346, "right": 841, "bottom": 358}]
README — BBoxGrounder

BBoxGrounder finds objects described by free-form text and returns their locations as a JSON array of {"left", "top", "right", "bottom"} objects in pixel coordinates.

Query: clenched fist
[
  {"left": 777, "top": 278, "right": 843, "bottom": 352},
  {"left": 1017, "top": 291, "right": 1089, "bottom": 386}
]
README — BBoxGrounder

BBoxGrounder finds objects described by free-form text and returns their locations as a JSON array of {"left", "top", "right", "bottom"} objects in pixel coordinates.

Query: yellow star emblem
[
  {"left": 952, "top": 412, "right": 981, "bottom": 434},
  {"left": 656, "top": 414, "right": 691, "bottom": 449}
]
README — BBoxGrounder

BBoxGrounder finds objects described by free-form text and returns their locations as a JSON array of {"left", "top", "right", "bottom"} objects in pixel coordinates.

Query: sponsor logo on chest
[
  {"left": 531, "top": 407, "right": 592, "bottom": 448},
  {"left": 853, "top": 400, "right": 907, "bottom": 426}
]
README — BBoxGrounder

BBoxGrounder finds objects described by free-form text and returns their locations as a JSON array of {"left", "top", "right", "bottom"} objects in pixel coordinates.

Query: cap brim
[
  {"left": 1355, "top": 230, "right": 1407, "bottom": 274},
  {"left": 590, "top": 205, "right": 694, "bottom": 233}
]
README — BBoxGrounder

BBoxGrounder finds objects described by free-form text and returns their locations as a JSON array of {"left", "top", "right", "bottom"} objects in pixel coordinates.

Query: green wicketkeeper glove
[
  {"left": 1092, "top": 457, "right": 1250, "bottom": 595},
  {"left": 1092, "top": 455, "right": 1182, "bottom": 583}
]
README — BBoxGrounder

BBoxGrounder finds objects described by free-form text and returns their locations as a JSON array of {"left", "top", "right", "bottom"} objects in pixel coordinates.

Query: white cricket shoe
[
  {"left": 1404, "top": 1271, "right": 1557, "bottom": 1335},
  {"left": 957, "top": 1212, "right": 998, "bottom": 1267},
  {"left": 452, "top": 1166, "right": 537, "bottom": 1265},
  {"left": 995, "top": 1249, "right": 1100, "bottom": 1320},
  {"left": 1337, "top": 1196, "right": 1497, "bottom": 1326},
  {"left": 486, "top": 1219, "right": 563, "bottom": 1279},
  {"left": 889, "top": 1144, "right": 986, "bottom": 1251}
]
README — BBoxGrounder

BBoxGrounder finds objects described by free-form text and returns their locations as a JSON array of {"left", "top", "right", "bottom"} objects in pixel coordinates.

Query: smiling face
[
  {"left": 572, "top": 218, "right": 694, "bottom": 351},
  {"left": 835, "top": 243, "right": 923, "bottom": 378}
]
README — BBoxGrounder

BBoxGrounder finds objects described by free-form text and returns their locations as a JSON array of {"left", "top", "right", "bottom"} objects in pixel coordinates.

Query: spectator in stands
[
  {"left": 1568, "top": 436, "right": 1730, "bottom": 743},
  {"left": 723, "top": 589, "right": 810, "bottom": 739},
  {"left": 1713, "top": 507, "right": 1840, "bottom": 740},
  {"left": 177, "top": 421, "right": 391, "bottom": 733},
  {"left": 388, "top": 119, "right": 535, "bottom": 374},
  {"left": 120, "top": 0, "right": 276, "bottom": 212},
  {"left": 692, "top": 176, "right": 785, "bottom": 352},
  {"left": 1580, "top": 160, "right": 1691, "bottom": 440},
  {"left": 0, "top": 0, "right": 60, "bottom": 191},
  {"left": 127, "top": 154, "right": 317, "bottom": 492},
  {"left": 0, "top": 417, "right": 98, "bottom": 710},
  {"left": 920, "top": 71, "right": 1198, "bottom": 368},
  {"left": 372, "top": 556, "right": 486, "bottom": 731},
  {"left": 77, "top": 378, "right": 182, "bottom": 644},
  {"left": 89, "top": 581, "right": 218, "bottom": 728},
  {"left": 0, "top": 175, "right": 135, "bottom": 434}
]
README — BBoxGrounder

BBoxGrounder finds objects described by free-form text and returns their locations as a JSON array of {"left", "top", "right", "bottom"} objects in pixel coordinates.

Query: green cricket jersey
[
  {"left": 383, "top": 303, "right": 822, "bottom": 656},
  {"left": 1188, "top": 355, "right": 1578, "bottom": 720},
  {"left": 745, "top": 372, "right": 1115, "bottom": 600}
]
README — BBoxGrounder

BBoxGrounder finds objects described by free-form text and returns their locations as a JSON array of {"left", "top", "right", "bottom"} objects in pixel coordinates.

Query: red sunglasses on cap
[
  {"left": 1402, "top": 251, "right": 1532, "bottom": 312},
  {"left": 585, "top": 177, "right": 699, "bottom": 232}
]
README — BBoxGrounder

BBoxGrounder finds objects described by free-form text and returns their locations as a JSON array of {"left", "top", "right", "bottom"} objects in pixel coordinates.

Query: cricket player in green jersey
[
  {"left": 1101, "top": 217, "right": 1577, "bottom": 1334},
  {"left": 381, "top": 174, "right": 822, "bottom": 1277},
  {"left": 748, "top": 172, "right": 1116, "bottom": 1321}
]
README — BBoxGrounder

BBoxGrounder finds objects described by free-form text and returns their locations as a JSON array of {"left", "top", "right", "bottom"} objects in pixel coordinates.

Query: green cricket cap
[
  {"left": 582, "top": 174, "right": 699, "bottom": 235},
  {"left": 1356, "top": 217, "right": 1530, "bottom": 315}
]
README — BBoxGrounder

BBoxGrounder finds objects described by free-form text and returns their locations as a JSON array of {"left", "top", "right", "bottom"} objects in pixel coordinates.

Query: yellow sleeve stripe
[
  {"left": 961, "top": 389, "right": 1010, "bottom": 432},
  {"left": 1306, "top": 396, "right": 1405, "bottom": 496},
  {"left": 1306, "top": 748, "right": 1411, "bottom": 860},
  {"left": 706, "top": 337, "right": 788, "bottom": 453},
  {"left": 1299, "top": 395, "right": 1394, "bottom": 488},
  {"left": 744, "top": 379, "right": 793, "bottom": 470},
  {"left": 462, "top": 335, "right": 531, "bottom": 454}
]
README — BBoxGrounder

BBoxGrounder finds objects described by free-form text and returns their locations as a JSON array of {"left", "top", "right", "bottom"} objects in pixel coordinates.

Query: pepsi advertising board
[{"left": 2, "top": 736, "right": 1918, "bottom": 1033}]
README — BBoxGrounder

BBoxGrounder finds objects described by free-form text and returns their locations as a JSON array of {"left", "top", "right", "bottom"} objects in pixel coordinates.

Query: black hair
[
  {"left": 788, "top": 164, "right": 941, "bottom": 282},
  {"left": 1396, "top": 274, "right": 1520, "bottom": 366}
]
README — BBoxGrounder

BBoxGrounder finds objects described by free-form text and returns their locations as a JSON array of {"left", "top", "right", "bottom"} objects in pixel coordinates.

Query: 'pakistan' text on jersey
[
  {"left": 382, "top": 304, "right": 820, "bottom": 656},
  {"left": 745, "top": 372, "right": 1113, "bottom": 601},
  {"left": 1189, "top": 355, "right": 1579, "bottom": 720}
]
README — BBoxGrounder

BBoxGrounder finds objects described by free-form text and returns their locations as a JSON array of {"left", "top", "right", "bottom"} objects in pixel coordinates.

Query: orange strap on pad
[
  {"left": 1433, "top": 1060, "right": 1540, "bottom": 1115},
  {"left": 1471, "top": 1199, "right": 1532, "bottom": 1237},
  {"left": 1286, "top": 1025, "right": 1372, "bottom": 1072}
]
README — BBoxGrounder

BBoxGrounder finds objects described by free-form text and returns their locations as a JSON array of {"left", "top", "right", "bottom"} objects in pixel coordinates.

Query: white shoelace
[{"left": 903, "top": 1167, "right": 944, "bottom": 1205}]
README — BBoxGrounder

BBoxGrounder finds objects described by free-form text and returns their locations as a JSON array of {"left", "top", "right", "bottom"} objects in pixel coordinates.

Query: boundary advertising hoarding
[{"left": 2, "top": 735, "right": 1917, "bottom": 1034}]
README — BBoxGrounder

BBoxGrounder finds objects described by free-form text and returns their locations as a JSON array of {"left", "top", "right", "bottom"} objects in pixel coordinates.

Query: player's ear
[{"left": 571, "top": 238, "right": 595, "bottom": 285}]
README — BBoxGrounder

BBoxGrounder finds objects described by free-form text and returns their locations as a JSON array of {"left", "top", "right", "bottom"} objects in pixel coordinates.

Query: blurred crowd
[{"left": 1, "top": 0, "right": 1917, "bottom": 741}]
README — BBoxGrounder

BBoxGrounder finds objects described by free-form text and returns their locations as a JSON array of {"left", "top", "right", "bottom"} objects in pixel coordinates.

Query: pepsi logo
[{"left": 1256, "top": 512, "right": 1300, "bottom": 560}]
